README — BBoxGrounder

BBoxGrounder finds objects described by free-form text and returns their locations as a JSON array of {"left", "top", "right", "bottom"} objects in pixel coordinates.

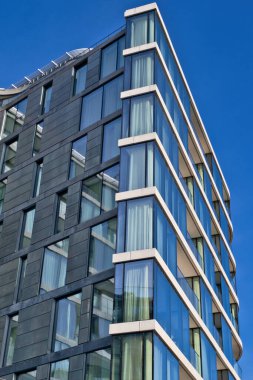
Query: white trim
[
  {"left": 120, "top": 83, "right": 235, "bottom": 273},
  {"left": 110, "top": 319, "right": 203, "bottom": 380},
  {"left": 122, "top": 42, "right": 233, "bottom": 233},
  {"left": 120, "top": 84, "right": 156, "bottom": 99},
  {"left": 124, "top": 3, "right": 157, "bottom": 17},
  {"left": 124, "top": 2, "right": 230, "bottom": 199},
  {"left": 111, "top": 250, "right": 241, "bottom": 379},
  {"left": 117, "top": 133, "right": 238, "bottom": 301},
  {"left": 115, "top": 186, "right": 242, "bottom": 351}
]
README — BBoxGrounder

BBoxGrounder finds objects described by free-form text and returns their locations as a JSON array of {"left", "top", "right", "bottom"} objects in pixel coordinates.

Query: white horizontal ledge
[
  {"left": 110, "top": 319, "right": 203, "bottom": 380},
  {"left": 124, "top": 3, "right": 157, "bottom": 18}
]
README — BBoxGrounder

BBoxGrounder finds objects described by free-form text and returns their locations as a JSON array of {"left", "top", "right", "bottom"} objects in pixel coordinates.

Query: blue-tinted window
[
  {"left": 80, "top": 76, "right": 123, "bottom": 130},
  {"left": 69, "top": 135, "right": 87, "bottom": 179},
  {"left": 91, "top": 279, "right": 114, "bottom": 340},
  {"left": 103, "top": 76, "right": 123, "bottom": 118},
  {"left": 53, "top": 293, "right": 81, "bottom": 352},
  {"left": 101, "top": 37, "right": 125, "bottom": 79},
  {"left": 41, "top": 83, "right": 52, "bottom": 114},
  {"left": 73, "top": 63, "right": 87, "bottom": 95},
  {"left": 89, "top": 218, "right": 117, "bottom": 275},
  {"left": 40, "top": 239, "right": 69, "bottom": 293},
  {"left": 102, "top": 118, "right": 121, "bottom": 162},
  {"left": 80, "top": 164, "right": 119, "bottom": 223}
]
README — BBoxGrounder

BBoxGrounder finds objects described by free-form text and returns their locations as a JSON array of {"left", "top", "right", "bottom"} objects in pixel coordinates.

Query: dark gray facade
[{"left": 0, "top": 26, "right": 124, "bottom": 380}]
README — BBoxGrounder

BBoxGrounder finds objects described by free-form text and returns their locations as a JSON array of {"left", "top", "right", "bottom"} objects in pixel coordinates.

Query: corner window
[
  {"left": 91, "top": 279, "right": 114, "bottom": 340},
  {"left": 1, "top": 98, "right": 27, "bottom": 138},
  {"left": 4, "top": 314, "right": 19, "bottom": 366},
  {"left": 85, "top": 349, "right": 111, "bottom": 380},
  {"left": 50, "top": 360, "right": 69, "bottom": 380},
  {"left": 101, "top": 37, "right": 125, "bottom": 79},
  {"left": 41, "top": 83, "right": 52, "bottom": 114},
  {"left": 0, "top": 179, "right": 7, "bottom": 213},
  {"left": 89, "top": 218, "right": 117, "bottom": 275},
  {"left": 73, "top": 63, "right": 87, "bottom": 95},
  {"left": 1, "top": 138, "right": 18, "bottom": 173},
  {"left": 129, "top": 12, "right": 154, "bottom": 47},
  {"left": 20, "top": 207, "right": 35, "bottom": 249},
  {"left": 55, "top": 191, "right": 68, "bottom": 233},
  {"left": 102, "top": 118, "right": 121, "bottom": 162},
  {"left": 80, "top": 164, "right": 119, "bottom": 223},
  {"left": 53, "top": 292, "right": 81, "bottom": 352},
  {"left": 131, "top": 51, "right": 154, "bottom": 89},
  {"left": 33, "top": 161, "right": 43, "bottom": 197},
  {"left": 80, "top": 75, "right": 123, "bottom": 130},
  {"left": 32, "top": 121, "right": 44, "bottom": 156},
  {"left": 40, "top": 239, "right": 69, "bottom": 293},
  {"left": 69, "top": 135, "right": 87, "bottom": 179},
  {"left": 17, "top": 370, "right": 37, "bottom": 380}
]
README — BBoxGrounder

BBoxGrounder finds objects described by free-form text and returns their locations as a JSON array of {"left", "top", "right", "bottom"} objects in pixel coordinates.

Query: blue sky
[{"left": 1, "top": 0, "right": 252, "bottom": 377}]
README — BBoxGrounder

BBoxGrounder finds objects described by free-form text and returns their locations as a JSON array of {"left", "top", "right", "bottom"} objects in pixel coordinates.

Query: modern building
[{"left": 0, "top": 3, "right": 242, "bottom": 380}]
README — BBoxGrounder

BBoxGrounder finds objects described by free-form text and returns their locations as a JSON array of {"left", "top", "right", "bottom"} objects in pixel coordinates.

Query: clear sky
[{"left": 0, "top": 0, "right": 252, "bottom": 377}]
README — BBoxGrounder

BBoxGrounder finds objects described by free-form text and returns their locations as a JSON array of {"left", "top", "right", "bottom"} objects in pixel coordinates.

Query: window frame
[
  {"left": 1, "top": 137, "right": 18, "bottom": 174},
  {"left": 55, "top": 190, "right": 68, "bottom": 234},
  {"left": 40, "top": 82, "right": 53, "bottom": 115},
  {"left": 72, "top": 61, "right": 88, "bottom": 96},
  {"left": 52, "top": 291, "right": 82, "bottom": 352},
  {"left": 68, "top": 134, "right": 87, "bottom": 180},
  {"left": 19, "top": 206, "right": 36, "bottom": 250}
]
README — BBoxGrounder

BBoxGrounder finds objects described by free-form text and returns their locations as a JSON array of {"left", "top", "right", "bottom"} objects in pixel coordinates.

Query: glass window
[
  {"left": 126, "top": 197, "right": 153, "bottom": 252},
  {"left": 40, "top": 239, "right": 69, "bottom": 293},
  {"left": 4, "top": 314, "right": 19, "bottom": 365},
  {"left": 112, "top": 333, "right": 152, "bottom": 380},
  {"left": 103, "top": 76, "right": 123, "bottom": 118},
  {"left": 89, "top": 218, "right": 117, "bottom": 275},
  {"left": 33, "top": 161, "right": 43, "bottom": 197},
  {"left": 41, "top": 83, "right": 52, "bottom": 114},
  {"left": 85, "top": 348, "right": 111, "bottom": 380},
  {"left": 17, "top": 256, "right": 27, "bottom": 301},
  {"left": 102, "top": 118, "right": 121, "bottom": 162},
  {"left": 2, "top": 98, "right": 28, "bottom": 138},
  {"left": 101, "top": 37, "right": 125, "bottom": 79},
  {"left": 20, "top": 208, "right": 35, "bottom": 249},
  {"left": 55, "top": 191, "right": 68, "bottom": 233},
  {"left": 17, "top": 370, "right": 37, "bottom": 380},
  {"left": 91, "top": 279, "right": 114, "bottom": 340},
  {"left": 130, "top": 94, "right": 154, "bottom": 136},
  {"left": 73, "top": 63, "right": 87, "bottom": 95},
  {"left": 69, "top": 135, "right": 87, "bottom": 179},
  {"left": 80, "top": 76, "right": 123, "bottom": 130},
  {"left": 33, "top": 121, "right": 44, "bottom": 156},
  {"left": 2, "top": 139, "right": 18, "bottom": 173},
  {"left": 123, "top": 261, "right": 153, "bottom": 322},
  {"left": 0, "top": 179, "right": 7, "bottom": 213},
  {"left": 80, "top": 164, "right": 119, "bottom": 223},
  {"left": 153, "top": 334, "right": 179, "bottom": 380},
  {"left": 80, "top": 87, "right": 103, "bottom": 130},
  {"left": 132, "top": 51, "right": 154, "bottom": 88},
  {"left": 50, "top": 359, "right": 69, "bottom": 380},
  {"left": 129, "top": 13, "right": 154, "bottom": 47},
  {"left": 53, "top": 292, "right": 81, "bottom": 352}
]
